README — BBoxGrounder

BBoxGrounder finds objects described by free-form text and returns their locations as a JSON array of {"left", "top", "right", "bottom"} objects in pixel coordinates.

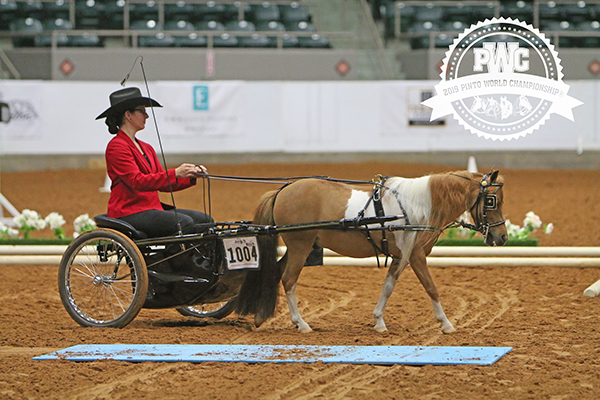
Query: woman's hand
[{"left": 175, "top": 163, "right": 207, "bottom": 178}]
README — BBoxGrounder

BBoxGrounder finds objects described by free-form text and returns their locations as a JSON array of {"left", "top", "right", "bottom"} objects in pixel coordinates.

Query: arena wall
[{"left": 0, "top": 79, "right": 597, "bottom": 171}]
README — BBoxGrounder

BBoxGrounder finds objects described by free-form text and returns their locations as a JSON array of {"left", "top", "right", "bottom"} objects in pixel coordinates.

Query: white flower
[
  {"left": 13, "top": 209, "right": 46, "bottom": 229},
  {"left": 45, "top": 212, "right": 65, "bottom": 230},
  {"left": 544, "top": 222, "right": 554, "bottom": 235},
  {"left": 523, "top": 211, "right": 542, "bottom": 230},
  {"left": 6, "top": 227, "right": 18, "bottom": 237},
  {"left": 73, "top": 214, "right": 96, "bottom": 234},
  {"left": 505, "top": 220, "right": 520, "bottom": 238}
]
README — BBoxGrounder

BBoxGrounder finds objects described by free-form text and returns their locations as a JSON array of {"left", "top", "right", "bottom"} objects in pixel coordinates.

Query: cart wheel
[
  {"left": 176, "top": 299, "right": 236, "bottom": 320},
  {"left": 58, "top": 229, "right": 148, "bottom": 328}
]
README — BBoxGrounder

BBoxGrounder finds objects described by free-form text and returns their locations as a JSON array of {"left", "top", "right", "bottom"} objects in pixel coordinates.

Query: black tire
[
  {"left": 58, "top": 229, "right": 148, "bottom": 328},
  {"left": 176, "top": 299, "right": 236, "bottom": 320}
]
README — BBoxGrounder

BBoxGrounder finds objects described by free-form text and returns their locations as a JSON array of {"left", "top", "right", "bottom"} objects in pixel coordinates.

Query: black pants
[{"left": 119, "top": 209, "right": 213, "bottom": 237}]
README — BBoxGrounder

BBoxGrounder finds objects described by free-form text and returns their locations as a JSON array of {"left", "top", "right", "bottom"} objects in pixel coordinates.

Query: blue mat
[{"left": 33, "top": 344, "right": 511, "bottom": 366}]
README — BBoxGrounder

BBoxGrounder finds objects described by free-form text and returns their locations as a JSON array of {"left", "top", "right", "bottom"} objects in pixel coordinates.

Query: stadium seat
[
  {"left": 35, "top": 17, "right": 71, "bottom": 47},
  {"left": 16, "top": 0, "right": 44, "bottom": 19},
  {"left": 470, "top": 4, "right": 498, "bottom": 24},
  {"left": 298, "top": 33, "right": 331, "bottom": 49},
  {"left": 538, "top": 1, "right": 562, "bottom": 21},
  {"left": 380, "top": 1, "right": 414, "bottom": 37},
  {"left": 250, "top": 3, "right": 280, "bottom": 23},
  {"left": 165, "top": 1, "right": 195, "bottom": 22},
  {"left": 165, "top": 19, "right": 207, "bottom": 47},
  {"left": 9, "top": 17, "right": 43, "bottom": 47},
  {"left": 500, "top": 1, "right": 533, "bottom": 23},
  {"left": 412, "top": 5, "right": 444, "bottom": 22},
  {"left": 42, "top": 0, "right": 71, "bottom": 20},
  {"left": 255, "top": 20, "right": 299, "bottom": 48},
  {"left": 441, "top": 20, "right": 467, "bottom": 33},
  {"left": 577, "top": 20, "right": 600, "bottom": 47},
  {"left": 131, "top": 19, "right": 175, "bottom": 47},
  {"left": 195, "top": 20, "right": 238, "bottom": 47},
  {"left": 408, "top": 21, "right": 440, "bottom": 49},
  {"left": 540, "top": 20, "right": 579, "bottom": 48},
  {"left": 408, "top": 20, "right": 440, "bottom": 33},
  {"left": 223, "top": 2, "right": 252, "bottom": 21},
  {"left": 194, "top": 2, "right": 229, "bottom": 22},
  {"left": 75, "top": 0, "right": 105, "bottom": 29},
  {"left": 130, "top": 1, "right": 159, "bottom": 22},
  {"left": 224, "top": 19, "right": 269, "bottom": 47},
  {"left": 0, "top": 1, "right": 18, "bottom": 31},
  {"left": 285, "top": 21, "right": 316, "bottom": 32},
  {"left": 557, "top": 2, "right": 593, "bottom": 23},
  {"left": 68, "top": 32, "right": 102, "bottom": 47},
  {"left": 280, "top": 2, "right": 310, "bottom": 24},
  {"left": 103, "top": 0, "right": 125, "bottom": 29}
]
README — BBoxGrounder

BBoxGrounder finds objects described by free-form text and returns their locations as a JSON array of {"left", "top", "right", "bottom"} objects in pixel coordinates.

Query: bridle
[{"left": 451, "top": 172, "right": 506, "bottom": 238}]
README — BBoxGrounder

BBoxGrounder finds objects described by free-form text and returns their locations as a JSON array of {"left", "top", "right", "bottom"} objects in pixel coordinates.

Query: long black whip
[{"left": 121, "top": 56, "right": 183, "bottom": 236}]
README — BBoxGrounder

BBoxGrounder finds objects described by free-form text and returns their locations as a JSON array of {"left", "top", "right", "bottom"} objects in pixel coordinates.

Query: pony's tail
[{"left": 235, "top": 190, "right": 282, "bottom": 327}]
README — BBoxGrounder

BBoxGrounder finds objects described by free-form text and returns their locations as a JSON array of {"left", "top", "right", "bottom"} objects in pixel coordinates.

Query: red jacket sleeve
[
  {"left": 106, "top": 134, "right": 195, "bottom": 192},
  {"left": 105, "top": 132, "right": 196, "bottom": 218}
]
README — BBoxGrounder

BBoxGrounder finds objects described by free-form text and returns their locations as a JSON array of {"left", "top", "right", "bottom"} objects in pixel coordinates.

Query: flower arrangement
[
  {"left": 13, "top": 209, "right": 47, "bottom": 239},
  {"left": 0, "top": 222, "right": 19, "bottom": 238},
  {"left": 45, "top": 212, "right": 66, "bottom": 239},
  {"left": 439, "top": 211, "right": 553, "bottom": 246},
  {"left": 506, "top": 211, "right": 554, "bottom": 240},
  {"left": 73, "top": 214, "right": 96, "bottom": 238},
  {"left": 3, "top": 211, "right": 97, "bottom": 241}
]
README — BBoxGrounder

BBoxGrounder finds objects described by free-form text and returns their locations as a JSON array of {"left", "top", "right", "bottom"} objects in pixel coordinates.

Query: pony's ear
[{"left": 489, "top": 170, "right": 499, "bottom": 183}]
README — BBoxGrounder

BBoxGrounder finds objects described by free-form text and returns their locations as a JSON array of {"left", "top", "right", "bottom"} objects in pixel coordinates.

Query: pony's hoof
[
  {"left": 298, "top": 325, "right": 313, "bottom": 333},
  {"left": 254, "top": 315, "right": 266, "bottom": 328},
  {"left": 374, "top": 325, "right": 388, "bottom": 333},
  {"left": 441, "top": 325, "right": 456, "bottom": 334}
]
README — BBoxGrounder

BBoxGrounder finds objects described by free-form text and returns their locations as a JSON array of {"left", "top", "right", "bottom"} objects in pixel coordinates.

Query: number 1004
[{"left": 227, "top": 245, "right": 258, "bottom": 263}]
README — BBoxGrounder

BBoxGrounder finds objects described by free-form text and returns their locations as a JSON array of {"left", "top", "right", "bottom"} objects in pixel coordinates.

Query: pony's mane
[{"left": 428, "top": 170, "right": 479, "bottom": 230}]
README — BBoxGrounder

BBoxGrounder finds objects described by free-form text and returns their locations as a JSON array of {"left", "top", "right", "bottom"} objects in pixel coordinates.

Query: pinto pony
[{"left": 236, "top": 170, "right": 507, "bottom": 333}]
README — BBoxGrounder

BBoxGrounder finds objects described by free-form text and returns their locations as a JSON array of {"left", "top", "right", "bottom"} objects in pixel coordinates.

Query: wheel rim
[
  {"left": 65, "top": 237, "right": 140, "bottom": 325},
  {"left": 186, "top": 302, "right": 228, "bottom": 315}
]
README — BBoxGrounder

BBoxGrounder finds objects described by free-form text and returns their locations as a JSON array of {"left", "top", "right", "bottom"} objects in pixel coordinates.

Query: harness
[
  {"left": 449, "top": 172, "right": 506, "bottom": 237},
  {"left": 356, "top": 175, "right": 410, "bottom": 269}
]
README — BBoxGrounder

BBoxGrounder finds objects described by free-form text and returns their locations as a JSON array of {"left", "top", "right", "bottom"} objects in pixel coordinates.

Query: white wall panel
[{"left": 0, "top": 80, "right": 596, "bottom": 157}]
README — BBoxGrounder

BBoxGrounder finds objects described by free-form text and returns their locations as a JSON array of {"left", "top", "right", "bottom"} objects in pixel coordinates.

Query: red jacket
[{"left": 105, "top": 130, "right": 195, "bottom": 218}]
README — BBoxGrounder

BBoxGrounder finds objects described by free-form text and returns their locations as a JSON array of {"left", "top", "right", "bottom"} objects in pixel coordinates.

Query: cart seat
[{"left": 94, "top": 214, "right": 148, "bottom": 240}]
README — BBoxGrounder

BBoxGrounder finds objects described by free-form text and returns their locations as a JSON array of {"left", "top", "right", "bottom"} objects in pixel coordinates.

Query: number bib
[{"left": 222, "top": 236, "right": 260, "bottom": 270}]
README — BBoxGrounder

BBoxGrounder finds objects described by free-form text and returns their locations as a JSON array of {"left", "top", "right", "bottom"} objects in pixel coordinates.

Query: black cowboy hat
[{"left": 95, "top": 87, "right": 162, "bottom": 120}]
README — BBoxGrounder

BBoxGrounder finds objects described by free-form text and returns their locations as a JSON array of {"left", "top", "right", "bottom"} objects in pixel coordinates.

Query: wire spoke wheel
[
  {"left": 58, "top": 229, "right": 148, "bottom": 328},
  {"left": 176, "top": 299, "right": 236, "bottom": 320}
]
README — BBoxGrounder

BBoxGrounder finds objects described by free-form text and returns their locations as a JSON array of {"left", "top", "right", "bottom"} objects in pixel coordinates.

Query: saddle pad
[{"left": 33, "top": 344, "right": 511, "bottom": 366}]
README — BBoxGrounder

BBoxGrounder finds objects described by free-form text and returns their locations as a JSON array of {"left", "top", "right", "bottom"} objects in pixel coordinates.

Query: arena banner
[
  {"left": 0, "top": 80, "right": 43, "bottom": 139},
  {"left": 155, "top": 81, "right": 244, "bottom": 137},
  {"left": 0, "top": 80, "right": 596, "bottom": 156}
]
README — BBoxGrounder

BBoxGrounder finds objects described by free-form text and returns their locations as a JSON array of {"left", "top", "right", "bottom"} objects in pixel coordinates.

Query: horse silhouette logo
[{"left": 422, "top": 17, "right": 582, "bottom": 141}]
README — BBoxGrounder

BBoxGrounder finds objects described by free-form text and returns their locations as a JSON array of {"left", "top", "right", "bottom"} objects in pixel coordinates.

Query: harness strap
[{"left": 355, "top": 177, "right": 395, "bottom": 269}]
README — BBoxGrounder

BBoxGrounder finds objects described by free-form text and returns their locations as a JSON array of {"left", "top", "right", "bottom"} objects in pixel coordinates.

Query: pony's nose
[{"left": 500, "top": 234, "right": 508, "bottom": 245}]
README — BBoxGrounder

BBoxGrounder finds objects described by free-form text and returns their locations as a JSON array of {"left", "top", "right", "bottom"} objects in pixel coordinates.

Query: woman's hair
[{"left": 105, "top": 108, "right": 137, "bottom": 134}]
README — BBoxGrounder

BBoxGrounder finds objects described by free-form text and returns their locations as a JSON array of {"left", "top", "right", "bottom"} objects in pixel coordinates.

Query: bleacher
[
  {"left": 0, "top": 0, "right": 331, "bottom": 49},
  {"left": 369, "top": 0, "right": 600, "bottom": 49}
]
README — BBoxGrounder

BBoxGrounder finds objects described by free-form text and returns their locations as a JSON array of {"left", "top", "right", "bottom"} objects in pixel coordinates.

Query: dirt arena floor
[{"left": 1, "top": 161, "right": 600, "bottom": 399}]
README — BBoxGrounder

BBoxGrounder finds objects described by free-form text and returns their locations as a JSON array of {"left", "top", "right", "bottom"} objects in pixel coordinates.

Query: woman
[{"left": 96, "top": 87, "right": 212, "bottom": 237}]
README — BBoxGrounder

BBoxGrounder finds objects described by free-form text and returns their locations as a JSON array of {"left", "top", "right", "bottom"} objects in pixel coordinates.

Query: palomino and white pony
[{"left": 236, "top": 170, "right": 507, "bottom": 334}]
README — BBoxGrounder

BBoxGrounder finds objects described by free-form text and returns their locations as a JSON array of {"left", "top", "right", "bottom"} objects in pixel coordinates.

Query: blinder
[
  {"left": 484, "top": 193, "right": 497, "bottom": 210},
  {"left": 470, "top": 172, "right": 505, "bottom": 236}
]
